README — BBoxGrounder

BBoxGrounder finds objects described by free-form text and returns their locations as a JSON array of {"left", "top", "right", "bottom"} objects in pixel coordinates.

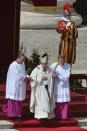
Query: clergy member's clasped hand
[
  {"left": 52, "top": 73, "right": 56, "bottom": 78},
  {"left": 26, "top": 75, "right": 33, "bottom": 81},
  {"left": 24, "top": 74, "right": 31, "bottom": 81},
  {"left": 42, "top": 76, "right": 48, "bottom": 81}
]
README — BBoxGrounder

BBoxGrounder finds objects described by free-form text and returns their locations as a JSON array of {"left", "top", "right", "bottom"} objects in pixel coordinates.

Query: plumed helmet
[{"left": 63, "top": 3, "right": 72, "bottom": 11}]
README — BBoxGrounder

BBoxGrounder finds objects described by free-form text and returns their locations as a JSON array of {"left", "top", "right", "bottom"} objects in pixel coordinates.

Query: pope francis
[{"left": 30, "top": 53, "right": 55, "bottom": 120}]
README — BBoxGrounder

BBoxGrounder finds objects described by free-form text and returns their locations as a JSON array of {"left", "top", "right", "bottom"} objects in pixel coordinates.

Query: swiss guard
[{"left": 56, "top": 3, "right": 78, "bottom": 64}]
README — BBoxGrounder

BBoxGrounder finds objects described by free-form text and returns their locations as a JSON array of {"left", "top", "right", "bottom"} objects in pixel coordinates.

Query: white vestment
[
  {"left": 50, "top": 62, "right": 71, "bottom": 103},
  {"left": 6, "top": 61, "right": 26, "bottom": 101},
  {"left": 30, "top": 65, "right": 55, "bottom": 119}
]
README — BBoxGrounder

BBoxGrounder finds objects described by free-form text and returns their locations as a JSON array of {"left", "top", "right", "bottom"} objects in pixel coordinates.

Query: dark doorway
[
  {"left": 0, "top": 0, "right": 21, "bottom": 82},
  {"left": 73, "top": 0, "right": 87, "bottom": 25}
]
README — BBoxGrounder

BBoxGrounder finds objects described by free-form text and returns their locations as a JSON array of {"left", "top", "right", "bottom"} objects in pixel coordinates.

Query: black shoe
[
  {"left": 8, "top": 117, "right": 15, "bottom": 121},
  {"left": 39, "top": 118, "right": 48, "bottom": 122},
  {"left": 15, "top": 117, "right": 22, "bottom": 122}
]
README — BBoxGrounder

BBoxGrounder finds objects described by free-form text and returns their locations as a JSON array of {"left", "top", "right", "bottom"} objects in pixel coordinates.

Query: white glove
[{"left": 66, "top": 22, "right": 71, "bottom": 29}]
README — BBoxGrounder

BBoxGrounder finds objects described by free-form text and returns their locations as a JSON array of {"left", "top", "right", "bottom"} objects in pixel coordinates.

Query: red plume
[{"left": 63, "top": 3, "right": 72, "bottom": 11}]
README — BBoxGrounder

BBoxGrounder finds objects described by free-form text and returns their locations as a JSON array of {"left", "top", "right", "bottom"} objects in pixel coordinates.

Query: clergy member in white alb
[
  {"left": 50, "top": 55, "right": 71, "bottom": 120},
  {"left": 3, "top": 53, "right": 29, "bottom": 121},
  {"left": 30, "top": 53, "right": 55, "bottom": 120}
]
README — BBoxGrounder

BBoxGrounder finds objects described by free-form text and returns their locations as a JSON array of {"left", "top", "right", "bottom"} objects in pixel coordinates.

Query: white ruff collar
[{"left": 60, "top": 17, "right": 70, "bottom": 22}]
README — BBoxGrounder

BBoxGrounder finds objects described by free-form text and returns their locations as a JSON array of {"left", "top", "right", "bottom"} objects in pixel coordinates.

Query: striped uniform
[{"left": 57, "top": 21, "right": 78, "bottom": 64}]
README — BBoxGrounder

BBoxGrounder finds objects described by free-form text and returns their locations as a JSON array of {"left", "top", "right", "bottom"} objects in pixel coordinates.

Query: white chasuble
[{"left": 30, "top": 65, "right": 55, "bottom": 119}]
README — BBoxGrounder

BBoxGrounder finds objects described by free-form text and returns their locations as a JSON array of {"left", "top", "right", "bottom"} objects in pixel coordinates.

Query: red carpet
[
  {"left": 1, "top": 84, "right": 87, "bottom": 130},
  {"left": 9, "top": 119, "right": 87, "bottom": 131},
  {"left": 10, "top": 119, "right": 78, "bottom": 128},
  {"left": 18, "top": 127, "right": 87, "bottom": 131},
  {"left": 0, "top": 84, "right": 87, "bottom": 119}
]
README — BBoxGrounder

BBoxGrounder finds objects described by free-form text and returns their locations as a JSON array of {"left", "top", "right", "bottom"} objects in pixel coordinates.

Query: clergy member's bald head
[
  {"left": 17, "top": 53, "right": 25, "bottom": 64},
  {"left": 57, "top": 55, "right": 65, "bottom": 65}
]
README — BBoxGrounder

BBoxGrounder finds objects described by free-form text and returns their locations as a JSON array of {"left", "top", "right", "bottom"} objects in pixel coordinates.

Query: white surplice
[
  {"left": 50, "top": 62, "right": 71, "bottom": 103},
  {"left": 6, "top": 61, "right": 26, "bottom": 101},
  {"left": 30, "top": 65, "right": 55, "bottom": 119}
]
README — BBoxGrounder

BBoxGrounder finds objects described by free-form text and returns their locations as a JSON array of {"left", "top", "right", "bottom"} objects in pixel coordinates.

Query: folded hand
[{"left": 42, "top": 76, "right": 48, "bottom": 81}]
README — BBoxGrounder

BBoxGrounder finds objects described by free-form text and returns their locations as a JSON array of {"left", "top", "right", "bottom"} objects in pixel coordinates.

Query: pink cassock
[
  {"left": 55, "top": 102, "right": 70, "bottom": 119},
  {"left": 3, "top": 99, "right": 22, "bottom": 118}
]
